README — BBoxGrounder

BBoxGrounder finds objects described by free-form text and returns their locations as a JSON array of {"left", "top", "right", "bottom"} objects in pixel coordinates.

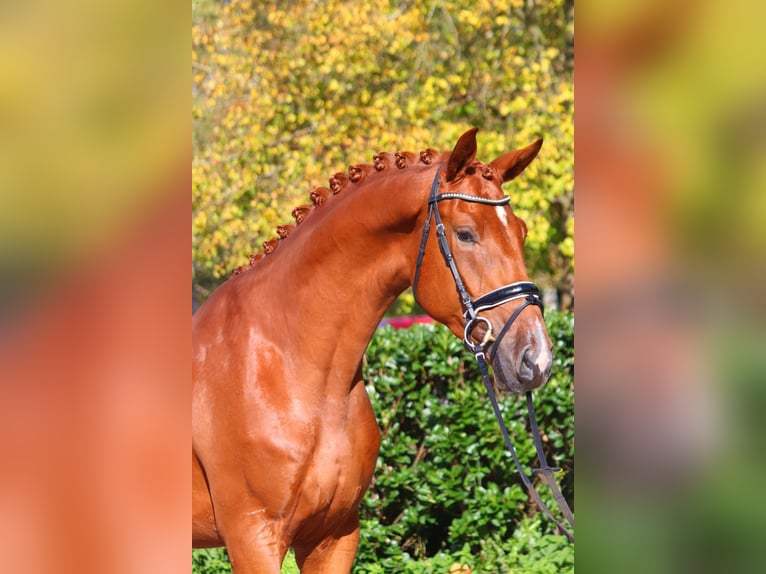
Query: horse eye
[{"left": 456, "top": 228, "right": 477, "bottom": 244}]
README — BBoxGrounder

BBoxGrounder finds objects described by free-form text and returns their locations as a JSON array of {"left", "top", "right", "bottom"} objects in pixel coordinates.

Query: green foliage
[
  {"left": 192, "top": 548, "right": 231, "bottom": 574},
  {"left": 192, "top": 311, "right": 574, "bottom": 572},
  {"left": 356, "top": 311, "right": 573, "bottom": 571},
  {"left": 191, "top": 547, "right": 300, "bottom": 574},
  {"left": 192, "top": 0, "right": 573, "bottom": 302}
]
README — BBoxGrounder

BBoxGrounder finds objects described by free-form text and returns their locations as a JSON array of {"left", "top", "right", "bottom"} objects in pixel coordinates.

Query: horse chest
[
  {"left": 304, "top": 420, "right": 376, "bottom": 502},
  {"left": 289, "top": 402, "right": 380, "bottom": 535},
  {"left": 302, "top": 439, "right": 361, "bottom": 511}
]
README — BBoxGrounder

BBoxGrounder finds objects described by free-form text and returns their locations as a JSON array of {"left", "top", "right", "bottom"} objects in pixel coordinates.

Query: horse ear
[
  {"left": 445, "top": 127, "right": 479, "bottom": 182},
  {"left": 489, "top": 138, "right": 543, "bottom": 182}
]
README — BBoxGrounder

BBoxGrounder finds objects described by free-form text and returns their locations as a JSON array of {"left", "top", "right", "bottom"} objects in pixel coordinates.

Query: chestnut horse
[{"left": 192, "top": 128, "right": 552, "bottom": 572}]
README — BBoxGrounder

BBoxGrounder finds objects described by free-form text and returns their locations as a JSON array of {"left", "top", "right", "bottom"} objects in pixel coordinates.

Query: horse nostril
[
  {"left": 523, "top": 349, "right": 536, "bottom": 368},
  {"left": 518, "top": 348, "right": 537, "bottom": 383}
]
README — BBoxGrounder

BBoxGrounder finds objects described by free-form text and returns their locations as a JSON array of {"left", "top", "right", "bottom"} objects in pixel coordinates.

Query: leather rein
[{"left": 412, "top": 166, "right": 575, "bottom": 542}]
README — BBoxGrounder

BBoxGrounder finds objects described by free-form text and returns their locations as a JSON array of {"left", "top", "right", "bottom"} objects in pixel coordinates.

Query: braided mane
[{"left": 230, "top": 146, "right": 447, "bottom": 277}]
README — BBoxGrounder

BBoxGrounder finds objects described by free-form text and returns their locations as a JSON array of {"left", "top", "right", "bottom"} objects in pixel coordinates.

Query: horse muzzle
[
  {"left": 463, "top": 283, "right": 553, "bottom": 393},
  {"left": 466, "top": 312, "right": 553, "bottom": 393},
  {"left": 493, "top": 342, "right": 553, "bottom": 394}
]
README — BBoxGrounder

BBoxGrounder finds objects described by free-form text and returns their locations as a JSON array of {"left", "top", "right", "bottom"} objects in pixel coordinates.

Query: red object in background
[{"left": 378, "top": 315, "right": 434, "bottom": 330}]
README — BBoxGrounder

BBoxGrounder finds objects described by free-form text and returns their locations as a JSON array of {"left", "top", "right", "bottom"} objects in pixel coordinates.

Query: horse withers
[{"left": 192, "top": 128, "right": 552, "bottom": 572}]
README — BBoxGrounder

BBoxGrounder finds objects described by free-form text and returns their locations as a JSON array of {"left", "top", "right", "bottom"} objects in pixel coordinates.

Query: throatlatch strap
[{"left": 411, "top": 166, "right": 443, "bottom": 305}]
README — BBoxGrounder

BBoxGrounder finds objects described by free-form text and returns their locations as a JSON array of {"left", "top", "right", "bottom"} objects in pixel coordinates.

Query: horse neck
[{"left": 248, "top": 166, "right": 434, "bottom": 392}]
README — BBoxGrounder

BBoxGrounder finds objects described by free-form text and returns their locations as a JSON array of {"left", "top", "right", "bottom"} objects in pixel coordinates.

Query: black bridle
[{"left": 413, "top": 165, "right": 575, "bottom": 542}]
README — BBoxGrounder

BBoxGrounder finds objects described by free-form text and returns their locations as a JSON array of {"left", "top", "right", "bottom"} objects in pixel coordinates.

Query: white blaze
[
  {"left": 495, "top": 205, "right": 509, "bottom": 227},
  {"left": 533, "top": 320, "right": 553, "bottom": 372},
  {"left": 536, "top": 346, "right": 553, "bottom": 371}
]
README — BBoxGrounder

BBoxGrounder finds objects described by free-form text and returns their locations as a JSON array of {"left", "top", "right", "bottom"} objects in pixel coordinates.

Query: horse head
[{"left": 413, "top": 128, "right": 552, "bottom": 393}]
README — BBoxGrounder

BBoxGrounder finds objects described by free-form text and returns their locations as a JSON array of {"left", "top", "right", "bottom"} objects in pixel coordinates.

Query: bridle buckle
[{"left": 463, "top": 316, "right": 493, "bottom": 352}]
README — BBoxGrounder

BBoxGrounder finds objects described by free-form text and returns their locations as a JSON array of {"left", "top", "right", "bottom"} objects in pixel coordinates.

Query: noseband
[
  {"left": 412, "top": 165, "right": 544, "bottom": 353},
  {"left": 412, "top": 165, "right": 575, "bottom": 542}
]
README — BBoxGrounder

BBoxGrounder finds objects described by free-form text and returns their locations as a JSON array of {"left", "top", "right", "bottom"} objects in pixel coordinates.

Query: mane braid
[
  {"left": 394, "top": 151, "right": 417, "bottom": 169},
  {"left": 329, "top": 172, "right": 349, "bottom": 194},
  {"left": 310, "top": 187, "right": 332, "bottom": 206},
  {"left": 263, "top": 237, "right": 280, "bottom": 254},
  {"left": 348, "top": 163, "right": 374, "bottom": 183},
  {"left": 228, "top": 145, "right": 449, "bottom": 279},
  {"left": 276, "top": 224, "right": 295, "bottom": 239},
  {"left": 292, "top": 205, "right": 314, "bottom": 224}
]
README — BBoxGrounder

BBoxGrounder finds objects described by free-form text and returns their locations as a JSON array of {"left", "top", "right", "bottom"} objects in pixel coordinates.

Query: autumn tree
[{"left": 192, "top": 0, "right": 574, "bottom": 310}]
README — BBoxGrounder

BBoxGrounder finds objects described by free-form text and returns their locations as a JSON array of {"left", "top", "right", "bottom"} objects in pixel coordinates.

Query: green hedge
[
  {"left": 193, "top": 311, "right": 574, "bottom": 573},
  {"left": 356, "top": 311, "right": 573, "bottom": 572}
]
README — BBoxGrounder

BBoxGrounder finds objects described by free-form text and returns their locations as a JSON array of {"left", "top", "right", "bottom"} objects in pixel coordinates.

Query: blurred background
[
  {"left": 0, "top": 1, "right": 188, "bottom": 573},
  {"left": 577, "top": 0, "right": 766, "bottom": 572}
]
